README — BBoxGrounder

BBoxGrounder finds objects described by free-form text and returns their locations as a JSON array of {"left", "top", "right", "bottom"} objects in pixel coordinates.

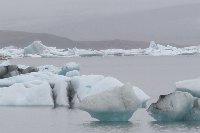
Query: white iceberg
[
  {"left": 0, "top": 80, "right": 54, "bottom": 106},
  {"left": 24, "top": 41, "right": 48, "bottom": 55},
  {"left": 79, "top": 83, "right": 140, "bottom": 121},
  {"left": 71, "top": 75, "right": 150, "bottom": 121},
  {"left": 71, "top": 75, "right": 123, "bottom": 101}
]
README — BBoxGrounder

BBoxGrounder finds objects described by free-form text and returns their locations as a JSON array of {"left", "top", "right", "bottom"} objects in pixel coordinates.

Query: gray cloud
[{"left": 0, "top": 0, "right": 200, "bottom": 44}]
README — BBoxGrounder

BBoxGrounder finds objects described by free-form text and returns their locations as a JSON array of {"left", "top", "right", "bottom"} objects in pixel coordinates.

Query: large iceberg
[
  {"left": 0, "top": 62, "right": 150, "bottom": 122},
  {"left": 71, "top": 75, "right": 150, "bottom": 121}
]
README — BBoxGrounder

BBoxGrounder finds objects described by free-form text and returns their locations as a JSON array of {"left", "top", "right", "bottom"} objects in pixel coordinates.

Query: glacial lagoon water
[{"left": 1, "top": 56, "right": 200, "bottom": 133}]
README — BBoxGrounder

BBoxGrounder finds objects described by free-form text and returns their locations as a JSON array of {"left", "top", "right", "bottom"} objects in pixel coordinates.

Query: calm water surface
[{"left": 0, "top": 56, "right": 200, "bottom": 133}]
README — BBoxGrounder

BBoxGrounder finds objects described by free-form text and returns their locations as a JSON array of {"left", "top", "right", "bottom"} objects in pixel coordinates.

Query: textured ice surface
[
  {"left": 176, "top": 78, "right": 200, "bottom": 98},
  {"left": 0, "top": 80, "right": 54, "bottom": 106},
  {"left": 0, "top": 72, "right": 70, "bottom": 106},
  {"left": 71, "top": 75, "right": 123, "bottom": 101},
  {"left": 24, "top": 41, "right": 48, "bottom": 55},
  {"left": 71, "top": 75, "right": 149, "bottom": 121},
  {"left": 58, "top": 62, "right": 80, "bottom": 76},
  {"left": 79, "top": 83, "right": 140, "bottom": 121},
  {"left": 147, "top": 91, "right": 200, "bottom": 121},
  {"left": 133, "top": 86, "right": 150, "bottom": 108},
  {"left": 71, "top": 75, "right": 149, "bottom": 106}
]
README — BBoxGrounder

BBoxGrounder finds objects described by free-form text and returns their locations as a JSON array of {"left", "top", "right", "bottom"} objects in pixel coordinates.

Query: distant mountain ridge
[
  {"left": 0, "top": 30, "right": 76, "bottom": 49},
  {"left": 0, "top": 30, "right": 189, "bottom": 50}
]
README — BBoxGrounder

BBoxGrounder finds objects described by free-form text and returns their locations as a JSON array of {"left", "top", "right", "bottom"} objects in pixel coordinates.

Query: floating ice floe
[
  {"left": 71, "top": 75, "right": 150, "bottom": 121},
  {"left": 148, "top": 77, "right": 200, "bottom": 121},
  {"left": 1, "top": 41, "right": 200, "bottom": 58}
]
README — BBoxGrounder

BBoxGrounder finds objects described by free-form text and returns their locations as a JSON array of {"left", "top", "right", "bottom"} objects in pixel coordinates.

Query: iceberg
[
  {"left": 148, "top": 77, "right": 200, "bottom": 121},
  {"left": 24, "top": 41, "right": 49, "bottom": 55},
  {"left": 0, "top": 80, "right": 54, "bottom": 106},
  {"left": 79, "top": 83, "right": 140, "bottom": 121},
  {"left": 71, "top": 75, "right": 123, "bottom": 101},
  {"left": 0, "top": 71, "right": 70, "bottom": 106},
  {"left": 148, "top": 91, "right": 195, "bottom": 121},
  {"left": 71, "top": 75, "right": 150, "bottom": 121}
]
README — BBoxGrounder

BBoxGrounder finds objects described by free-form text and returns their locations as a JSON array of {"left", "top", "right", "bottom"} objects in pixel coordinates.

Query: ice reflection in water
[
  {"left": 150, "top": 121, "right": 200, "bottom": 133},
  {"left": 82, "top": 121, "right": 140, "bottom": 133}
]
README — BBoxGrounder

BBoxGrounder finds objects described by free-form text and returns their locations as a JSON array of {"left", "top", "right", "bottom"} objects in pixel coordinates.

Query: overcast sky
[{"left": 0, "top": 0, "right": 200, "bottom": 44}]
